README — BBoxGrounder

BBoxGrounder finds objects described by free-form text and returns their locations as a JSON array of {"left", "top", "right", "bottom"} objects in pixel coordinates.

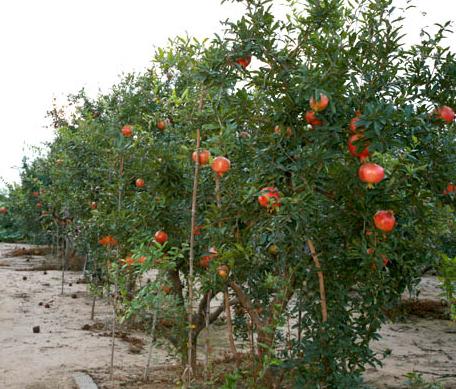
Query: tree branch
[{"left": 230, "top": 281, "right": 263, "bottom": 327}]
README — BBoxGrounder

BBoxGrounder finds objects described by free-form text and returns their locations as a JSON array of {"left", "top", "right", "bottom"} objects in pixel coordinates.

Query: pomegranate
[
  {"left": 373, "top": 210, "right": 396, "bottom": 233},
  {"left": 358, "top": 163, "right": 385, "bottom": 188},
  {"left": 192, "top": 149, "right": 211, "bottom": 165},
  {"left": 161, "top": 285, "right": 172, "bottom": 294},
  {"left": 258, "top": 187, "right": 281, "bottom": 208},
  {"left": 434, "top": 105, "right": 455, "bottom": 124},
  {"left": 217, "top": 265, "right": 230, "bottom": 280},
  {"left": 193, "top": 225, "right": 204, "bottom": 236},
  {"left": 348, "top": 133, "right": 370, "bottom": 161},
  {"left": 90, "top": 201, "right": 97, "bottom": 210},
  {"left": 305, "top": 111, "right": 322, "bottom": 127},
  {"left": 156, "top": 120, "right": 167, "bottom": 130},
  {"left": 121, "top": 125, "right": 133, "bottom": 137},
  {"left": 0, "top": 207, "right": 8, "bottom": 214},
  {"left": 211, "top": 156, "right": 231, "bottom": 176},
  {"left": 268, "top": 244, "right": 279, "bottom": 256},
  {"left": 235, "top": 56, "right": 251, "bottom": 69},
  {"left": 381, "top": 255, "right": 390, "bottom": 266},
  {"left": 443, "top": 183, "right": 456, "bottom": 195},
  {"left": 349, "top": 117, "right": 365, "bottom": 133},
  {"left": 135, "top": 178, "right": 145, "bottom": 188},
  {"left": 199, "top": 247, "right": 218, "bottom": 268},
  {"left": 154, "top": 230, "right": 168, "bottom": 244},
  {"left": 309, "top": 93, "right": 329, "bottom": 112}
]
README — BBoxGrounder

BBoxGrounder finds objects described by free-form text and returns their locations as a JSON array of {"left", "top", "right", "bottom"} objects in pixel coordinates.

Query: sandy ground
[
  {"left": 0, "top": 242, "right": 455, "bottom": 389},
  {"left": 0, "top": 243, "right": 171, "bottom": 389}
]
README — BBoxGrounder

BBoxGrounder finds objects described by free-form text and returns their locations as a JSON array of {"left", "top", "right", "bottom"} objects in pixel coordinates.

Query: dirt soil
[{"left": 0, "top": 242, "right": 455, "bottom": 389}]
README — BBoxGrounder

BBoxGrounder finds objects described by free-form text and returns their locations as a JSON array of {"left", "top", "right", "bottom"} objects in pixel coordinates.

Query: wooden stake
[
  {"left": 248, "top": 315, "right": 256, "bottom": 382},
  {"left": 204, "top": 290, "right": 212, "bottom": 380},
  {"left": 110, "top": 279, "right": 118, "bottom": 384},
  {"left": 182, "top": 127, "right": 201, "bottom": 386},
  {"left": 215, "top": 173, "right": 238, "bottom": 364},
  {"left": 118, "top": 155, "right": 124, "bottom": 213},
  {"left": 144, "top": 308, "right": 159, "bottom": 380},
  {"left": 224, "top": 288, "right": 238, "bottom": 364},
  {"left": 61, "top": 234, "right": 68, "bottom": 295},
  {"left": 307, "top": 239, "right": 327, "bottom": 322},
  {"left": 91, "top": 295, "right": 96, "bottom": 320}
]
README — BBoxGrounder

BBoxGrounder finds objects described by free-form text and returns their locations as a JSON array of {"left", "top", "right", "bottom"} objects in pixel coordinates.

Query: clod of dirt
[
  {"left": 32, "top": 326, "right": 40, "bottom": 333},
  {"left": 81, "top": 322, "right": 105, "bottom": 331},
  {"left": 128, "top": 343, "right": 142, "bottom": 354},
  {"left": 69, "top": 282, "right": 73, "bottom": 287},
  {"left": 44, "top": 303, "right": 50, "bottom": 309},
  {"left": 71, "top": 294, "right": 77, "bottom": 299},
  {"left": 22, "top": 276, "right": 27, "bottom": 281},
  {"left": 38, "top": 302, "right": 43, "bottom": 306},
  {"left": 43, "top": 271, "right": 47, "bottom": 275}
]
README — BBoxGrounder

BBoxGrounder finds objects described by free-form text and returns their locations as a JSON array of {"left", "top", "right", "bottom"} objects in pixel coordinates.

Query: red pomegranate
[
  {"left": 199, "top": 247, "right": 218, "bottom": 269},
  {"left": 154, "top": 230, "right": 168, "bottom": 244},
  {"left": 305, "top": 111, "right": 322, "bottom": 127},
  {"left": 348, "top": 133, "right": 370, "bottom": 161},
  {"left": 121, "top": 125, "right": 133, "bottom": 137},
  {"left": 135, "top": 178, "right": 145, "bottom": 188},
  {"left": 443, "top": 183, "right": 456, "bottom": 195},
  {"left": 373, "top": 210, "right": 396, "bottom": 233},
  {"left": 235, "top": 56, "right": 251, "bottom": 69},
  {"left": 381, "top": 255, "right": 390, "bottom": 266},
  {"left": 309, "top": 93, "right": 329, "bottom": 112},
  {"left": 258, "top": 187, "right": 281, "bottom": 208},
  {"left": 358, "top": 163, "right": 385, "bottom": 188},
  {"left": 434, "top": 105, "right": 455, "bottom": 124},
  {"left": 211, "top": 156, "right": 231, "bottom": 176},
  {"left": 192, "top": 149, "right": 211, "bottom": 165}
]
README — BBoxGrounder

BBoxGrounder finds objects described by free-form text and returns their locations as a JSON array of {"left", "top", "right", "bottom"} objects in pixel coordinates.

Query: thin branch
[
  {"left": 204, "top": 290, "right": 211, "bottom": 380},
  {"left": 224, "top": 288, "right": 239, "bottom": 362},
  {"left": 144, "top": 308, "right": 159, "bottom": 380}
]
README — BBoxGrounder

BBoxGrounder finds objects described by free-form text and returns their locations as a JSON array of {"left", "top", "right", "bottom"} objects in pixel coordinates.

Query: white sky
[{"left": 0, "top": 1, "right": 455, "bottom": 188}]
